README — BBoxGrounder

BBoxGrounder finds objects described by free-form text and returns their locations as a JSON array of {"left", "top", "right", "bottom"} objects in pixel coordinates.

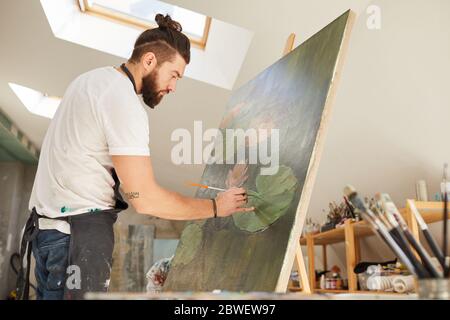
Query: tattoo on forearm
[{"left": 125, "top": 191, "right": 140, "bottom": 200}]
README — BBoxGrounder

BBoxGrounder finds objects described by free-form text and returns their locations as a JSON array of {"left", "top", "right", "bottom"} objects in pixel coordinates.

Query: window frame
[{"left": 78, "top": 0, "right": 211, "bottom": 50}]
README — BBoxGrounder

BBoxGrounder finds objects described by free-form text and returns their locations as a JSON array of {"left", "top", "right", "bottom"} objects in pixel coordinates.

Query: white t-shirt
[{"left": 29, "top": 66, "right": 150, "bottom": 234}]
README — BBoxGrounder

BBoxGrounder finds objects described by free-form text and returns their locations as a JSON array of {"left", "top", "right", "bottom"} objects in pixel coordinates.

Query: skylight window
[
  {"left": 9, "top": 83, "right": 60, "bottom": 119},
  {"left": 79, "top": 0, "right": 211, "bottom": 49},
  {"left": 40, "top": 0, "right": 253, "bottom": 89}
]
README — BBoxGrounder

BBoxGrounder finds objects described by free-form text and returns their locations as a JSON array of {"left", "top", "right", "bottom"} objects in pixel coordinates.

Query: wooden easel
[{"left": 282, "top": 33, "right": 311, "bottom": 294}]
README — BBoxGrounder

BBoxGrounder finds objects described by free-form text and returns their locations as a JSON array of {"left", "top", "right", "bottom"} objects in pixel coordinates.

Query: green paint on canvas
[
  {"left": 171, "top": 223, "right": 203, "bottom": 267},
  {"left": 233, "top": 165, "right": 298, "bottom": 232}
]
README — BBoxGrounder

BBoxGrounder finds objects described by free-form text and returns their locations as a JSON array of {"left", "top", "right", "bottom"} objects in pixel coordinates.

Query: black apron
[{"left": 16, "top": 169, "right": 128, "bottom": 300}]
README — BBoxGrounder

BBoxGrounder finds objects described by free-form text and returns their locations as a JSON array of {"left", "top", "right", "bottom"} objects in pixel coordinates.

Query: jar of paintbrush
[
  {"left": 343, "top": 184, "right": 450, "bottom": 300},
  {"left": 416, "top": 166, "right": 450, "bottom": 300}
]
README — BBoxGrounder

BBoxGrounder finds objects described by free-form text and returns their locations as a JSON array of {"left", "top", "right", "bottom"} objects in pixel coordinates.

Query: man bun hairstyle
[
  {"left": 130, "top": 14, "right": 191, "bottom": 65},
  {"left": 155, "top": 13, "right": 182, "bottom": 32}
]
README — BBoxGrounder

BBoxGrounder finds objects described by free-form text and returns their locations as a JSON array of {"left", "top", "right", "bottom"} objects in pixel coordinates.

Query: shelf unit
[
  {"left": 290, "top": 287, "right": 405, "bottom": 295},
  {"left": 294, "top": 200, "right": 449, "bottom": 294}
]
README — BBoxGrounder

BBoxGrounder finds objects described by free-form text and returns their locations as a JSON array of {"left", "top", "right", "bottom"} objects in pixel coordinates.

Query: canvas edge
[{"left": 274, "top": 9, "right": 357, "bottom": 293}]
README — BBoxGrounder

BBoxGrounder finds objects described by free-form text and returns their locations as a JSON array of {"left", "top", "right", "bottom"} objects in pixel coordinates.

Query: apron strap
[
  {"left": 16, "top": 208, "right": 48, "bottom": 299},
  {"left": 111, "top": 168, "right": 128, "bottom": 211},
  {"left": 16, "top": 210, "right": 34, "bottom": 300},
  {"left": 17, "top": 208, "right": 70, "bottom": 299}
]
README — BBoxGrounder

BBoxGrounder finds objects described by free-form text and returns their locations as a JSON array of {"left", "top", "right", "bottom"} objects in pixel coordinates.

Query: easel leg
[
  {"left": 344, "top": 220, "right": 358, "bottom": 291},
  {"left": 295, "top": 244, "right": 311, "bottom": 293},
  {"left": 306, "top": 234, "right": 316, "bottom": 292}
]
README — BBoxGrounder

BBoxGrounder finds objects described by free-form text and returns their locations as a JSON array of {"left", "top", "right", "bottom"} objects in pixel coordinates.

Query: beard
[{"left": 141, "top": 70, "right": 166, "bottom": 109}]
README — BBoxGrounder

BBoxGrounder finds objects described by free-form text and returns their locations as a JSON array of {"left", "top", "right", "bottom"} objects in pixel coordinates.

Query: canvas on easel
[{"left": 164, "top": 10, "right": 355, "bottom": 292}]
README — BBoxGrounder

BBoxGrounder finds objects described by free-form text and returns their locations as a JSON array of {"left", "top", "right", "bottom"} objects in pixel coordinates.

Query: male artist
[{"left": 18, "top": 14, "right": 253, "bottom": 300}]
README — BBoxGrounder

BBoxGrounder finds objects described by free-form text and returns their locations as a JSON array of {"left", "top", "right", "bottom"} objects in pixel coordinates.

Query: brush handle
[
  {"left": 402, "top": 229, "right": 441, "bottom": 278},
  {"left": 443, "top": 192, "right": 448, "bottom": 275},
  {"left": 390, "top": 228, "right": 430, "bottom": 278},
  {"left": 380, "top": 194, "right": 435, "bottom": 277},
  {"left": 423, "top": 229, "right": 445, "bottom": 267},
  {"left": 445, "top": 261, "right": 449, "bottom": 278},
  {"left": 407, "top": 199, "right": 428, "bottom": 230},
  {"left": 207, "top": 186, "right": 227, "bottom": 192},
  {"left": 348, "top": 195, "right": 420, "bottom": 277},
  {"left": 374, "top": 218, "right": 421, "bottom": 277}
]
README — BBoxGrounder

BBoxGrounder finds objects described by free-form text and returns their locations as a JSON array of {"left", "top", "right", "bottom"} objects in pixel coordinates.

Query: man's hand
[{"left": 215, "top": 187, "right": 254, "bottom": 217}]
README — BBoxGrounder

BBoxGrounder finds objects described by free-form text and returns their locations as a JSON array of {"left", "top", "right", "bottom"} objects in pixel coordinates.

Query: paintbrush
[
  {"left": 370, "top": 199, "right": 393, "bottom": 230},
  {"left": 187, "top": 182, "right": 227, "bottom": 192},
  {"left": 343, "top": 185, "right": 424, "bottom": 278},
  {"left": 407, "top": 199, "right": 445, "bottom": 270},
  {"left": 444, "top": 191, "right": 449, "bottom": 277},
  {"left": 343, "top": 196, "right": 356, "bottom": 219},
  {"left": 379, "top": 194, "right": 440, "bottom": 278},
  {"left": 371, "top": 194, "right": 432, "bottom": 278},
  {"left": 443, "top": 163, "right": 449, "bottom": 276},
  {"left": 442, "top": 189, "right": 450, "bottom": 278},
  {"left": 186, "top": 182, "right": 253, "bottom": 198}
]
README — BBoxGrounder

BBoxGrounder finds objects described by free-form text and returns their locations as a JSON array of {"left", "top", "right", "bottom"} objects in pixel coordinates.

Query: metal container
[{"left": 416, "top": 279, "right": 450, "bottom": 300}]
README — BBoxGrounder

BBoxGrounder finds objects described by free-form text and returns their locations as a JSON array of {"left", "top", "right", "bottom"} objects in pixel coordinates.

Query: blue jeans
[{"left": 32, "top": 229, "right": 70, "bottom": 300}]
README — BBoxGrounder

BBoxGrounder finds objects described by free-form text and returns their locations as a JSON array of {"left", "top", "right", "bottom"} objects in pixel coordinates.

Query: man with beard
[{"left": 18, "top": 14, "right": 253, "bottom": 300}]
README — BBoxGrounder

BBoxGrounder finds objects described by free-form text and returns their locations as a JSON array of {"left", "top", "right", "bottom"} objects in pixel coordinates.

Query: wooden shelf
[
  {"left": 296, "top": 201, "right": 447, "bottom": 295},
  {"left": 357, "top": 290, "right": 407, "bottom": 295},
  {"left": 290, "top": 287, "right": 410, "bottom": 295},
  {"left": 315, "top": 289, "right": 406, "bottom": 295},
  {"left": 414, "top": 201, "right": 450, "bottom": 224},
  {"left": 288, "top": 286, "right": 303, "bottom": 292},
  {"left": 300, "top": 220, "right": 375, "bottom": 245},
  {"left": 300, "top": 209, "right": 408, "bottom": 246},
  {"left": 314, "top": 289, "right": 349, "bottom": 294}
]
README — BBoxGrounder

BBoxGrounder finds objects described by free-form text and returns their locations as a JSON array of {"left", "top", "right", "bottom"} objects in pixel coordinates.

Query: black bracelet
[{"left": 211, "top": 198, "right": 217, "bottom": 218}]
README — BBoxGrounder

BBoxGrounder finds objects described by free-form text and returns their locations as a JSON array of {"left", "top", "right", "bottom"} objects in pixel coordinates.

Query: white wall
[{"left": 305, "top": 0, "right": 450, "bottom": 273}]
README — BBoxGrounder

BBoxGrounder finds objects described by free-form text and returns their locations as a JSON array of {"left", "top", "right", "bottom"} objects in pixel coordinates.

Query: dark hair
[{"left": 130, "top": 14, "right": 191, "bottom": 65}]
